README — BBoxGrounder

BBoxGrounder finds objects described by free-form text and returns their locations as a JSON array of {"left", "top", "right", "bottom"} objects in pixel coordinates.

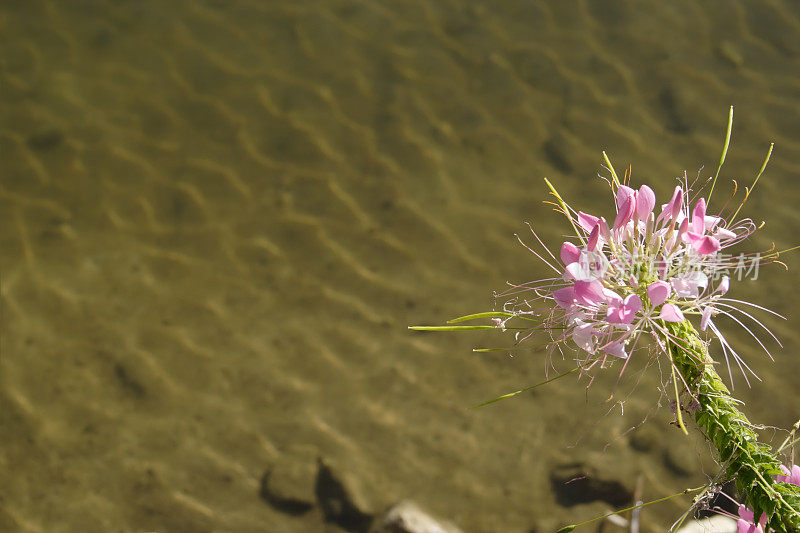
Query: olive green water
[{"left": 2, "top": 1, "right": 800, "bottom": 532}]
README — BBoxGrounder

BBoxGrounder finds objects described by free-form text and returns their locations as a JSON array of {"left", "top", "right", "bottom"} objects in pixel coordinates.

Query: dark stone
[
  {"left": 550, "top": 465, "right": 632, "bottom": 508},
  {"left": 542, "top": 137, "right": 572, "bottom": 174},
  {"left": 629, "top": 427, "right": 658, "bottom": 452},
  {"left": 658, "top": 87, "right": 691, "bottom": 134},
  {"left": 114, "top": 363, "right": 146, "bottom": 398},
  {"left": 259, "top": 446, "right": 318, "bottom": 516},
  {"left": 26, "top": 128, "right": 64, "bottom": 151},
  {"left": 259, "top": 469, "right": 315, "bottom": 516},
  {"left": 316, "top": 459, "right": 373, "bottom": 532}
]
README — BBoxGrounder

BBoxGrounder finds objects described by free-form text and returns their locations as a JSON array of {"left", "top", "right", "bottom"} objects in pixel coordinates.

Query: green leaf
[
  {"left": 408, "top": 325, "right": 498, "bottom": 331},
  {"left": 708, "top": 105, "right": 733, "bottom": 202},
  {"left": 447, "top": 311, "right": 515, "bottom": 323},
  {"left": 471, "top": 390, "right": 526, "bottom": 408},
  {"left": 556, "top": 526, "right": 576, "bottom": 533},
  {"left": 470, "top": 367, "right": 580, "bottom": 409}
]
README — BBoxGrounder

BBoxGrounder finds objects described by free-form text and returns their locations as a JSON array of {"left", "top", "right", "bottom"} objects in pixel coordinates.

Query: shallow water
[{"left": 2, "top": 1, "right": 800, "bottom": 532}]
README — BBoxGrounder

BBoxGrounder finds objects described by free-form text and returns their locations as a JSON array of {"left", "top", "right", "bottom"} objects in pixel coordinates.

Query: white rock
[
  {"left": 370, "top": 500, "right": 463, "bottom": 533},
  {"left": 676, "top": 515, "right": 737, "bottom": 533}
]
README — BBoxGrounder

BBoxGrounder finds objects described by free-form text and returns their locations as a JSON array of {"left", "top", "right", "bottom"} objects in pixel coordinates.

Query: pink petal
[
  {"left": 715, "top": 276, "right": 730, "bottom": 295},
  {"left": 736, "top": 503, "right": 766, "bottom": 530},
  {"left": 615, "top": 185, "right": 635, "bottom": 209},
  {"left": 682, "top": 231, "right": 704, "bottom": 244},
  {"left": 604, "top": 341, "right": 628, "bottom": 359},
  {"left": 692, "top": 198, "right": 707, "bottom": 234},
  {"left": 636, "top": 185, "right": 656, "bottom": 220},
  {"left": 605, "top": 307, "right": 624, "bottom": 323},
  {"left": 671, "top": 271, "right": 708, "bottom": 298},
  {"left": 587, "top": 224, "right": 600, "bottom": 251},
  {"left": 603, "top": 289, "right": 622, "bottom": 305},
  {"left": 598, "top": 217, "right": 612, "bottom": 243},
  {"left": 738, "top": 504, "right": 755, "bottom": 523},
  {"left": 577, "top": 212, "right": 599, "bottom": 233},
  {"left": 736, "top": 519, "right": 762, "bottom": 533},
  {"left": 572, "top": 322, "right": 595, "bottom": 352},
  {"left": 714, "top": 227, "right": 737, "bottom": 240},
  {"left": 613, "top": 194, "right": 635, "bottom": 231},
  {"left": 694, "top": 235, "right": 721, "bottom": 255},
  {"left": 647, "top": 281, "right": 671, "bottom": 306},
  {"left": 553, "top": 287, "right": 576, "bottom": 308},
  {"left": 658, "top": 186, "right": 684, "bottom": 225},
  {"left": 606, "top": 293, "right": 641, "bottom": 325},
  {"left": 670, "top": 187, "right": 684, "bottom": 219},
  {"left": 704, "top": 215, "right": 722, "bottom": 232},
  {"left": 700, "top": 307, "right": 713, "bottom": 331},
  {"left": 677, "top": 217, "right": 689, "bottom": 238},
  {"left": 574, "top": 280, "right": 605, "bottom": 306},
  {"left": 623, "top": 293, "right": 642, "bottom": 315},
  {"left": 659, "top": 303, "right": 685, "bottom": 322},
  {"left": 565, "top": 262, "right": 590, "bottom": 281},
  {"left": 778, "top": 464, "right": 800, "bottom": 486},
  {"left": 560, "top": 241, "right": 580, "bottom": 265}
]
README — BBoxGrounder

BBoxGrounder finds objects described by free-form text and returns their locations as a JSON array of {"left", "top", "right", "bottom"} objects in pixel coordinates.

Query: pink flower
[
  {"left": 499, "top": 168, "right": 779, "bottom": 384},
  {"left": 778, "top": 464, "right": 800, "bottom": 486}
]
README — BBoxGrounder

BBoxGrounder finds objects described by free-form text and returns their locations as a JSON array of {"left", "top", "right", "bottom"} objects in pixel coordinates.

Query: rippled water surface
[{"left": 3, "top": 1, "right": 800, "bottom": 531}]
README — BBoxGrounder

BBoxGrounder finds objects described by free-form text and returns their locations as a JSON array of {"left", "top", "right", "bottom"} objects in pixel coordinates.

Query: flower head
[{"left": 499, "top": 167, "right": 784, "bottom": 386}]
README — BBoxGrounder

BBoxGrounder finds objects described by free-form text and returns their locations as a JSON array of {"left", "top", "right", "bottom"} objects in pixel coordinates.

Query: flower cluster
[{"left": 500, "top": 173, "right": 778, "bottom": 380}]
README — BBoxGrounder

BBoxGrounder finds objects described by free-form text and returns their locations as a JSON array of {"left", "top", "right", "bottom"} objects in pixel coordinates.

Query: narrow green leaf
[
  {"left": 556, "top": 526, "right": 577, "bottom": 533},
  {"left": 708, "top": 105, "right": 733, "bottom": 202},
  {"left": 602, "top": 151, "right": 620, "bottom": 188},
  {"left": 470, "top": 367, "right": 580, "bottom": 409},
  {"left": 471, "top": 391, "right": 522, "bottom": 408},
  {"left": 472, "top": 348, "right": 507, "bottom": 352},
  {"left": 447, "top": 312, "right": 515, "bottom": 323},
  {"left": 408, "top": 325, "right": 497, "bottom": 331},
  {"left": 729, "top": 142, "right": 773, "bottom": 223}
]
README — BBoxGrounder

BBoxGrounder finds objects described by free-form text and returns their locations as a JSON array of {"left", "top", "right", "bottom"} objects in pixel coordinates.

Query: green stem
[{"left": 665, "top": 321, "right": 800, "bottom": 532}]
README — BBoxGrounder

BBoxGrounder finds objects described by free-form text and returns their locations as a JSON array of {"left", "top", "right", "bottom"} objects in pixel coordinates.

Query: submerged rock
[
  {"left": 370, "top": 500, "right": 463, "bottom": 533},
  {"left": 315, "top": 458, "right": 374, "bottom": 532},
  {"left": 549, "top": 464, "right": 632, "bottom": 508},
  {"left": 259, "top": 445, "right": 318, "bottom": 515}
]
